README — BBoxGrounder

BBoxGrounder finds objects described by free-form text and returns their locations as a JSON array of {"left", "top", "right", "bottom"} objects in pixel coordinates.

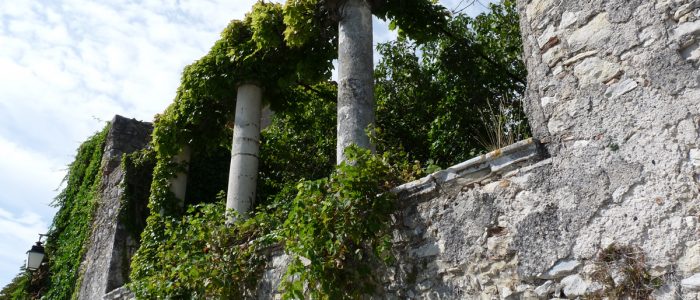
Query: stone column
[
  {"left": 226, "top": 83, "right": 263, "bottom": 221},
  {"left": 169, "top": 145, "right": 191, "bottom": 204},
  {"left": 337, "top": 0, "right": 375, "bottom": 164}
]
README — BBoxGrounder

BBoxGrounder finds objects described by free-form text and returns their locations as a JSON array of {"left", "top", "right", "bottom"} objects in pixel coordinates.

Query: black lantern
[{"left": 26, "top": 234, "right": 46, "bottom": 271}]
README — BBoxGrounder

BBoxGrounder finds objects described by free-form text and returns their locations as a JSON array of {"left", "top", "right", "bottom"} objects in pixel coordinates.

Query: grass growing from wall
[{"left": 589, "top": 244, "right": 664, "bottom": 299}]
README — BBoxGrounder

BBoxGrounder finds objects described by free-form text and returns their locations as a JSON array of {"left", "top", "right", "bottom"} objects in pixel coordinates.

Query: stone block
[
  {"left": 680, "top": 244, "right": 700, "bottom": 274},
  {"left": 539, "top": 260, "right": 581, "bottom": 279},
  {"left": 682, "top": 273, "right": 700, "bottom": 291},
  {"left": 573, "top": 57, "right": 620, "bottom": 86},
  {"left": 568, "top": 13, "right": 611, "bottom": 51},
  {"left": 604, "top": 78, "right": 638, "bottom": 99}
]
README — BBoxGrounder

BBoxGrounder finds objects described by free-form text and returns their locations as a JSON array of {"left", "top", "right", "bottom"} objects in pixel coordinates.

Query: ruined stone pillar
[
  {"left": 169, "top": 145, "right": 190, "bottom": 204},
  {"left": 226, "top": 83, "right": 262, "bottom": 220},
  {"left": 337, "top": 0, "right": 375, "bottom": 164},
  {"left": 77, "top": 116, "right": 152, "bottom": 300}
]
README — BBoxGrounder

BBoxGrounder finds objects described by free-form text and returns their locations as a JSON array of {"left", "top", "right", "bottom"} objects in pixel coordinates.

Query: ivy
[
  {"left": 127, "top": 0, "right": 528, "bottom": 297},
  {"left": 127, "top": 199, "right": 279, "bottom": 298},
  {"left": 119, "top": 148, "right": 157, "bottom": 252},
  {"left": 129, "top": 81, "right": 339, "bottom": 298},
  {"left": 150, "top": 1, "right": 336, "bottom": 158},
  {"left": 280, "top": 146, "right": 400, "bottom": 299},
  {"left": 0, "top": 1, "right": 530, "bottom": 298},
  {"left": 128, "top": 145, "right": 415, "bottom": 299},
  {"left": 24, "top": 124, "right": 111, "bottom": 300}
]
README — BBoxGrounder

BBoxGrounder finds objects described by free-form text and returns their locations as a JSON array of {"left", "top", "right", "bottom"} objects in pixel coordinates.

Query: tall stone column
[
  {"left": 337, "top": 0, "right": 375, "bottom": 164},
  {"left": 226, "top": 83, "right": 263, "bottom": 221},
  {"left": 169, "top": 145, "right": 191, "bottom": 204}
]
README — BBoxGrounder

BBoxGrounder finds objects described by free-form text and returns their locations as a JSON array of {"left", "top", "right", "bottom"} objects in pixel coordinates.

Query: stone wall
[
  {"left": 253, "top": 0, "right": 700, "bottom": 298},
  {"left": 78, "top": 0, "right": 700, "bottom": 298},
  {"left": 515, "top": 0, "right": 700, "bottom": 297},
  {"left": 77, "top": 116, "right": 152, "bottom": 300},
  {"left": 254, "top": 139, "right": 548, "bottom": 298},
  {"left": 102, "top": 286, "right": 135, "bottom": 300}
]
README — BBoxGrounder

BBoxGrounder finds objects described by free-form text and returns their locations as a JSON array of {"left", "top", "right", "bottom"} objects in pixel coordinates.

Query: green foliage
[
  {"left": 280, "top": 146, "right": 398, "bottom": 299},
  {"left": 283, "top": 0, "right": 450, "bottom": 45},
  {"left": 0, "top": 264, "right": 50, "bottom": 300},
  {"left": 127, "top": 200, "right": 279, "bottom": 298},
  {"left": 128, "top": 155, "right": 189, "bottom": 288},
  {"left": 129, "top": 146, "right": 405, "bottom": 299},
  {"left": 257, "top": 83, "right": 337, "bottom": 205},
  {"left": 375, "top": 0, "right": 528, "bottom": 166},
  {"left": 40, "top": 125, "right": 110, "bottom": 300},
  {"left": 376, "top": 0, "right": 450, "bottom": 43},
  {"left": 120, "top": 148, "right": 157, "bottom": 247},
  {"left": 151, "top": 1, "right": 337, "bottom": 159},
  {"left": 129, "top": 1, "right": 528, "bottom": 298},
  {"left": 0, "top": 270, "right": 29, "bottom": 300},
  {"left": 182, "top": 146, "right": 231, "bottom": 206},
  {"left": 282, "top": 0, "right": 336, "bottom": 49}
]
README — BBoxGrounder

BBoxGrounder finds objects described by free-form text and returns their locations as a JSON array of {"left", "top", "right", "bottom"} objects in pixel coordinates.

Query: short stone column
[
  {"left": 226, "top": 83, "right": 263, "bottom": 221},
  {"left": 169, "top": 145, "right": 191, "bottom": 204},
  {"left": 336, "top": 0, "right": 375, "bottom": 164}
]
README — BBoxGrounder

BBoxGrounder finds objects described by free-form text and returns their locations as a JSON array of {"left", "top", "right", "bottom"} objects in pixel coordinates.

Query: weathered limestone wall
[
  {"left": 77, "top": 116, "right": 152, "bottom": 300},
  {"left": 513, "top": 0, "right": 700, "bottom": 297},
  {"left": 102, "top": 286, "right": 135, "bottom": 300}
]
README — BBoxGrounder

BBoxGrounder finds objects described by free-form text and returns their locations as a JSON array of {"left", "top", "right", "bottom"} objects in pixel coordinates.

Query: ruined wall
[
  {"left": 77, "top": 116, "right": 152, "bottom": 300},
  {"left": 513, "top": 0, "right": 700, "bottom": 297},
  {"left": 79, "top": 1, "right": 700, "bottom": 299},
  {"left": 254, "top": 0, "right": 700, "bottom": 298}
]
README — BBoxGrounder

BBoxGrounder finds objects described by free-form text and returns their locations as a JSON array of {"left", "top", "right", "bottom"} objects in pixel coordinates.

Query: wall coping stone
[{"left": 391, "top": 138, "right": 544, "bottom": 203}]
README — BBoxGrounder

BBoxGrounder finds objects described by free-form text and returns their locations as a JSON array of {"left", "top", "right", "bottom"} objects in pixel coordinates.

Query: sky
[{"left": 0, "top": 0, "right": 494, "bottom": 288}]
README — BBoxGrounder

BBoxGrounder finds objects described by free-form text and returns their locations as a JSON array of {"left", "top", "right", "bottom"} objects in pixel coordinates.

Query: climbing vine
[
  {"left": 129, "top": 145, "right": 418, "bottom": 299},
  {"left": 150, "top": 1, "right": 336, "bottom": 158},
  {"left": 280, "top": 146, "right": 403, "bottom": 299},
  {"left": 0, "top": 0, "right": 530, "bottom": 298},
  {"left": 0, "top": 0, "right": 531, "bottom": 297},
  {"left": 127, "top": 0, "right": 528, "bottom": 298},
  {"left": 22, "top": 125, "right": 111, "bottom": 300}
]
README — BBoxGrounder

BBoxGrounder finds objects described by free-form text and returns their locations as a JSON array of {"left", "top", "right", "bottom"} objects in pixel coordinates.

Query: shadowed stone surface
[{"left": 77, "top": 115, "right": 152, "bottom": 300}]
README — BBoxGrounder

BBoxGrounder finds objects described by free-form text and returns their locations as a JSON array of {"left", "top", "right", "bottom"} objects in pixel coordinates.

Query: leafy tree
[
  {"left": 0, "top": 270, "right": 29, "bottom": 300},
  {"left": 283, "top": 0, "right": 450, "bottom": 163},
  {"left": 375, "top": 0, "right": 528, "bottom": 167}
]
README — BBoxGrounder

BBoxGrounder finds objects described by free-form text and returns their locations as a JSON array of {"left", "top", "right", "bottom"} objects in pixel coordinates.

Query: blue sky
[{"left": 0, "top": 0, "right": 494, "bottom": 287}]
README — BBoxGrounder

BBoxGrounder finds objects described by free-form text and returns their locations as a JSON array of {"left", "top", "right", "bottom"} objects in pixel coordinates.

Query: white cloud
[
  {"left": 0, "top": 208, "right": 49, "bottom": 277},
  {"left": 0, "top": 0, "right": 267, "bottom": 287}
]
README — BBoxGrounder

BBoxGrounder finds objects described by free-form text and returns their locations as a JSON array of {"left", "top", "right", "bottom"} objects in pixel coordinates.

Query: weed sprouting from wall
[{"left": 588, "top": 243, "right": 663, "bottom": 300}]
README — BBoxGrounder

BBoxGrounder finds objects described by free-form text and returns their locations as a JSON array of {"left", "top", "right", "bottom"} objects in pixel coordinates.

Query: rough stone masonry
[
  {"left": 77, "top": 116, "right": 151, "bottom": 300},
  {"left": 254, "top": 0, "right": 700, "bottom": 299},
  {"left": 85, "top": 0, "right": 700, "bottom": 299},
  {"left": 515, "top": 0, "right": 700, "bottom": 297}
]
